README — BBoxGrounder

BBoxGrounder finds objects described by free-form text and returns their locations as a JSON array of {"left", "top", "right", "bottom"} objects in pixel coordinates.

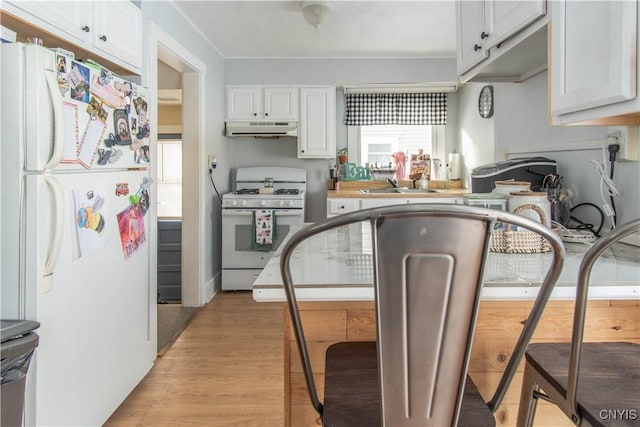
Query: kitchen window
[
  {"left": 344, "top": 88, "right": 450, "bottom": 168},
  {"left": 354, "top": 124, "right": 445, "bottom": 167},
  {"left": 157, "top": 135, "right": 182, "bottom": 218}
]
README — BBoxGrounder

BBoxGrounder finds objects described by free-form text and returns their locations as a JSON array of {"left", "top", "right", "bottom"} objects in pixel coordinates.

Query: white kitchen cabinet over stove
[{"left": 226, "top": 85, "right": 298, "bottom": 121}]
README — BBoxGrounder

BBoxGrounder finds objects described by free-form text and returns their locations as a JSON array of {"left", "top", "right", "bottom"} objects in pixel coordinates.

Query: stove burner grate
[
  {"left": 274, "top": 189, "right": 300, "bottom": 195},
  {"left": 235, "top": 189, "right": 259, "bottom": 195}
]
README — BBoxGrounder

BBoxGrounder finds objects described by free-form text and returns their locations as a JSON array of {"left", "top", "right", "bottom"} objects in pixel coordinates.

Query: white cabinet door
[
  {"left": 2, "top": 0, "right": 141, "bottom": 74},
  {"left": 456, "top": 0, "right": 488, "bottom": 74},
  {"left": 551, "top": 1, "right": 637, "bottom": 117},
  {"left": 263, "top": 87, "right": 297, "bottom": 120},
  {"left": 226, "top": 87, "right": 261, "bottom": 121},
  {"left": 4, "top": 1, "right": 91, "bottom": 46},
  {"left": 486, "top": 0, "right": 546, "bottom": 49},
  {"left": 298, "top": 86, "right": 336, "bottom": 159},
  {"left": 92, "top": 1, "right": 142, "bottom": 73}
]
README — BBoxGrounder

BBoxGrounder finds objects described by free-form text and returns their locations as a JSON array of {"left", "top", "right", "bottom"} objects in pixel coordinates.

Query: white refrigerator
[{"left": 1, "top": 43, "right": 155, "bottom": 426}]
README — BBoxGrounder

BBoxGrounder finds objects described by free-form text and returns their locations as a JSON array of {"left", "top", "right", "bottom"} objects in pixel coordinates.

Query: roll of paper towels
[{"left": 448, "top": 153, "right": 461, "bottom": 180}]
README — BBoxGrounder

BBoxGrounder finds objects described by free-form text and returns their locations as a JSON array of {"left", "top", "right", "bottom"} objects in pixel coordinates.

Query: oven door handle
[{"left": 222, "top": 210, "right": 302, "bottom": 216}]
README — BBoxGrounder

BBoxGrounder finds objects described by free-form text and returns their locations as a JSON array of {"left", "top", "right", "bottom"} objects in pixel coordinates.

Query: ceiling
[{"left": 172, "top": 1, "right": 457, "bottom": 59}]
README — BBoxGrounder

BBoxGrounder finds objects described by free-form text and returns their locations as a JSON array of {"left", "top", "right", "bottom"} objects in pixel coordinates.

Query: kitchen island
[{"left": 253, "top": 223, "right": 639, "bottom": 427}]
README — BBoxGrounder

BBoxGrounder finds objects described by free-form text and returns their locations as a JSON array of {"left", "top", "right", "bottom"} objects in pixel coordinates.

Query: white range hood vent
[{"left": 225, "top": 121, "right": 297, "bottom": 138}]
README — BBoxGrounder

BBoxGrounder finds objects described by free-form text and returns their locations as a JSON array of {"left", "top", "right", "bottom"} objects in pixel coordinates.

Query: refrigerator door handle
[
  {"left": 43, "top": 174, "right": 64, "bottom": 292},
  {"left": 43, "top": 69, "right": 65, "bottom": 170}
]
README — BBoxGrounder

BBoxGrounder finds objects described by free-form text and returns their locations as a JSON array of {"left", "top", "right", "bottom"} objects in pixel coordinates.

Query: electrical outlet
[
  {"left": 608, "top": 126, "right": 639, "bottom": 161},
  {"left": 208, "top": 155, "right": 217, "bottom": 170}
]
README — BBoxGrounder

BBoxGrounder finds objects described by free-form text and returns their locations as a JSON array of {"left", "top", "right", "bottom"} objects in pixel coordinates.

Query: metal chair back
[
  {"left": 280, "top": 204, "right": 564, "bottom": 426},
  {"left": 566, "top": 219, "right": 640, "bottom": 418}
]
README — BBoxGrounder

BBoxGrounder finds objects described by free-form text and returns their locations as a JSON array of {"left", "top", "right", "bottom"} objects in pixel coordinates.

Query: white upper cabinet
[
  {"left": 550, "top": 0, "right": 640, "bottom": 124},
  {"left": 226, "top": 86, "right": 261, "bottom": 120},
  {"left": 486, "top": 1, "right": 546, "bottom": 49},
  {"left": 2, "top": 0, "right": 142, "bottom": 74},
  {"left": 264, "top": 87, "right": 298, "bottom": 120},
  {"left": 91, "top": 2, "right": 142, "bottom": 73},
  {"left": 226, "top": 86, "right": 297, "bottom": 121},
  {"left": 298, "top": 86, "right": 335, "bottom": 159},
  {"left": 456, "top": 0, "right": 488, "bottom": 75},
  {"left": 5, "top": 1, "right": 91, "bottom": 46},
  {"left": 456, "top": 0, "right": 547, "bottom": 82}
]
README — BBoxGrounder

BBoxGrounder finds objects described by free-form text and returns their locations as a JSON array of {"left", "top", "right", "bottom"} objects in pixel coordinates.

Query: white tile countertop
[{"left": 252, "top": 223, "right": 640, "bottom": 302}]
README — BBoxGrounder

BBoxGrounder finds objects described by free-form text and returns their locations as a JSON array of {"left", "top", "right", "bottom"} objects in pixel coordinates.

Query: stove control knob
[
  {"left": 241, "top": 200, "right": 248, "bottom": 207},
  {"left": 278, "top": 200, "right": 285, "bottom": 207},
  {"left": 231, "top": 200, "right": 238, "bottom": 207},
  {"left": 288, "top": 200, "right": 294, "bottom": 207},
  {"left": 260, "top": 200, "right": 267, "bottom": 206}
]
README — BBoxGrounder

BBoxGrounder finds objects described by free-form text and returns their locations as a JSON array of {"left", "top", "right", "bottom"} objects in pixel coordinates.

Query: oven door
[{"left": 222, "top": 209, "right": 303, "bottom": 268}]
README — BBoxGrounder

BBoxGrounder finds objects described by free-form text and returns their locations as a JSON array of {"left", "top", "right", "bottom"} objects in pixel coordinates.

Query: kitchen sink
[{"left": 359, "top": 188, "right": 440, "bottom": 194}]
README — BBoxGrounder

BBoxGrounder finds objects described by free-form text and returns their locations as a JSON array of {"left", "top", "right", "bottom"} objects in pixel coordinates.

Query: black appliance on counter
[{"left": 471, "top": 157, "right": 557, "bottom": 192}]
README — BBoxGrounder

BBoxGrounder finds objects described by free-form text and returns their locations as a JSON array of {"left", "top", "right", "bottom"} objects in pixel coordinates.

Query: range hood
[{"left": 225, "top": 121, "right": 297, "bottom": 138}]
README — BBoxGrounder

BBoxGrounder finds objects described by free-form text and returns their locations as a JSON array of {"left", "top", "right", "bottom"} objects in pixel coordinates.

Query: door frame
[{"left": 146, "top": 22, "right": 207, "bottom": 315}]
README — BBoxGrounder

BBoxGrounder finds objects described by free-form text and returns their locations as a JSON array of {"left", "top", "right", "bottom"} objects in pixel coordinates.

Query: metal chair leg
[{"left": 517, "top": 361, "right": 540, "bottom": 427}]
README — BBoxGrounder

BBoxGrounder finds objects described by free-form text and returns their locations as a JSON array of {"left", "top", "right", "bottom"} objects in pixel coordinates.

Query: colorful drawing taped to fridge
[
  {"left": 73, "top": 186, "right": 109, "bottom": 258},
  {"left": 117, "top": 203, "right": 146, "bottom": 260}
]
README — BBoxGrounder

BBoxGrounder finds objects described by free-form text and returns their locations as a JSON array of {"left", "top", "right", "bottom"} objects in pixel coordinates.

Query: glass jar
[{"left": 547, "top": 188, "right": 571, "bottom": 226}]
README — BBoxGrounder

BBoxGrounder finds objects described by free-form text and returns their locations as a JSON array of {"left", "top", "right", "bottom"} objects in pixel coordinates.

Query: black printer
[{"left": 470, "top": 157, "right": 557, "bottom": 193}]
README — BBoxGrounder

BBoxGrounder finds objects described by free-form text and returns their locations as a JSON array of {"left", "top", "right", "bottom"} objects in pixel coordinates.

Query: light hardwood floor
[{"left": 105, "top": 292, "right": 285, "bottom": 426}]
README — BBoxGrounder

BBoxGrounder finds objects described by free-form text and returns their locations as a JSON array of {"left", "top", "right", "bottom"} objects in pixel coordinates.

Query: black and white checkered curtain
[{"left": 344, "top": 93, "right": 447, "bottom": 125}]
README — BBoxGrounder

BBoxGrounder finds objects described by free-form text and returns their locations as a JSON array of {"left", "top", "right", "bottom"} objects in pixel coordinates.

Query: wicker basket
[{"left": 490, "top": 204, "right": 552, "bottom": 254}]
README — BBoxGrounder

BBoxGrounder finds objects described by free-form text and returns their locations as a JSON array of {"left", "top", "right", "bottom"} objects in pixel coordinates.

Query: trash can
[{"left": 1, "top": 320, "right": 40, "bottom": 427}]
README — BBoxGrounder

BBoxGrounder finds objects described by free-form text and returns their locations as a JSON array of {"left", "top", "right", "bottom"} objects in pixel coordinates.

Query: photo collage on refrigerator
[{"left": 56, "top": 53, "right": 152, "bottom": 259}]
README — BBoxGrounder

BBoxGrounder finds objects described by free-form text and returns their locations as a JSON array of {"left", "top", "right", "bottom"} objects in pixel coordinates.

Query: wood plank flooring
[{"left": 104, "top": 292, "right": 285, "bottom": 427}]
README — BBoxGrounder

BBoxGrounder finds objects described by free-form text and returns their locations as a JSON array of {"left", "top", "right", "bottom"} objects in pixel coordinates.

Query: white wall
[
  {"left": 225, "top": 58, "right": 458, "bottom": 221},
  {"left": 456, "top": 83, "right": 495, "bottom": 188},
  {"left": 458, "top": 71, "right": 640, "bottom": 230}
]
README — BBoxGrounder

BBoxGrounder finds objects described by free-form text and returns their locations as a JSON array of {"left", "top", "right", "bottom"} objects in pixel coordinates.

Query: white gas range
[{"left": 221, "top": 167, "right": 307, "bottom": 290}]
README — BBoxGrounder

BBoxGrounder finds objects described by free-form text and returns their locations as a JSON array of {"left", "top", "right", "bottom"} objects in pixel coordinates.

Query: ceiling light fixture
[{"left": 302, "top": 1, "right": 332, "bottom": 30}]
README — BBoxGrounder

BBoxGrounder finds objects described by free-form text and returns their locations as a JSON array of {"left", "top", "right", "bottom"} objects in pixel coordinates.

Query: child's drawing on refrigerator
[{"left": 117, "top": 203, "right": 146, "bottom": 260}]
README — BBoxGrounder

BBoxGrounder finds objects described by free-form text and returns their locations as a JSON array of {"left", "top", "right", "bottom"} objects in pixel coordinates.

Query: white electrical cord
[
  {"left": 588, "top": 144, "right": 620, "bottom": 229},
  {"left": 552, "top": 221, "right": 597, "bottom": 244}
]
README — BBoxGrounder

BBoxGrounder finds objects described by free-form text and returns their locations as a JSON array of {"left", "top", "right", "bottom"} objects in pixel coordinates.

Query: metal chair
[
  {"left": 517, "top": 218, "right": 640, "bottom": 427},
  {"left": 280, "top": 204, "right": 564, "bottom": 426}
]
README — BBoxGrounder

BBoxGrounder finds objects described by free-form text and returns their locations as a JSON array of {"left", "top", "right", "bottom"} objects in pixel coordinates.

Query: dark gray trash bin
[{"left": 1, "top": 320, "right": 40, "bottom": 427}]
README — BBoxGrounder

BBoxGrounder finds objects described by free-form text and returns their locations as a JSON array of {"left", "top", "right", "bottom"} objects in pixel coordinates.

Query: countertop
[{"left": 253, "top": 224, "right": 640, "bottom": 302}]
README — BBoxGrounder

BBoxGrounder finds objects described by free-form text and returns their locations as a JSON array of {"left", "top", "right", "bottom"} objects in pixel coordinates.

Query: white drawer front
[{"left": 327, "top": 198, "right": 359, "bottom": 216}]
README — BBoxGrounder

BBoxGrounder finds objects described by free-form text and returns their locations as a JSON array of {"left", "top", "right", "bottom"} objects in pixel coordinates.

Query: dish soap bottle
[{"left": 419, "top": 173, "right": 429, "bottom": 190}]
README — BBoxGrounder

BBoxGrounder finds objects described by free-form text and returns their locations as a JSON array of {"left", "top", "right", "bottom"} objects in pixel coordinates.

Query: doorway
[{"left": 147, "top": 22, "right": 207, "bottom": 354}]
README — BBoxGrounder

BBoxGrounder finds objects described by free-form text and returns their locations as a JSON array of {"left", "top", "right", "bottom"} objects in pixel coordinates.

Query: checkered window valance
[{"left": 344, "top": 93, "right": 447, "bottom": 126}]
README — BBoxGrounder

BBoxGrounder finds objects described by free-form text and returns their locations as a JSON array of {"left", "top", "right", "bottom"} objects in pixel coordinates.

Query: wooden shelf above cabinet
[{"left": 1, "top": 10, "right": 135, "bottom": 76}]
